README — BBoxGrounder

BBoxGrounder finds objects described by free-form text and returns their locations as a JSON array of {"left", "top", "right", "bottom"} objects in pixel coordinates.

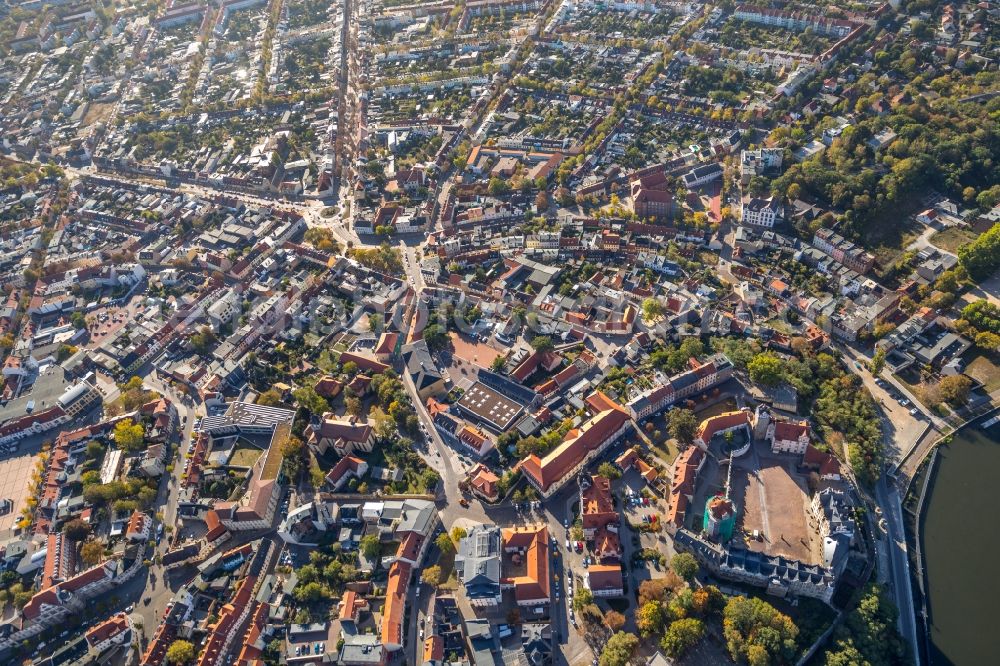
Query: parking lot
[{"left": 86, "top": 293, "right": 146, "bottom": 343}]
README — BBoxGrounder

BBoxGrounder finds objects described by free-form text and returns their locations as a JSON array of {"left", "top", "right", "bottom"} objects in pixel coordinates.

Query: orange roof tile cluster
[
  {"left": 41, "top": 532, "right": 75, "bottom": 591},
  {"left": 615, "top": 446, "right": 659, "bottom": 482},
  {"left": 587, "top": 564, "right": 623, "bottom": 594},
  {"left": 706, "top": 496, "right": 735, "bottom": 520},
  {"left": 469, "top": 464, "right": 500, "bottom": 500},
  {"left": 338, "top": 351, "right": 390, "bottom": 375},
  {"left": 581, "top": 475, "right": 616, "bottom": 531},
  {"left": 140, "top": 620, "right": 177, "bottom": 665},
  {"left": 510, "top": 350, "right": 561, "bottom": 383},
  {"left": 593, "top": 529, "right": 621, "bottom": 562},
  {"left": 501, "top": 524, "right": 550, "bottom": 604},
  {"left": 235, "top": 602, "right": 270, "bottom": 666},
  {"left": 773, "top": 419, "right": 810, "bottom": 443},
  {"left": 85, "top": 613, "right": 130, "bottom": 648},
  {"left": 205, "top": 509, "right": 228, "bottom": 543},
  {"left": 198, "top": 574, "right": 258, "bottom": 666},
  {"left": 314, "top": 375, "right": 344, "bottom": 398},
  {"left": 374, "top": 332, "right": 399, "bottom": 358},
  {"left": 423, "top": 635, "right": 444, "bottom": 662},
  {"left": 326, "top": 455, "right": 366, "bottom": 487},
  {"left": 396, "top": 531, "right": 426, "bottom": 563},
  {"left": 126, "top": 510, "right": 149, "bottom": 538},
  {"left": 338, "top": 589, "right": 369, "bottom": 622},
  {"left": 381, "top": 560, "right": 412, "bottom": 648},
  {"left": 803, "top": 445, "right": 841, "bottom": 477},
  {"left": 695, "top": 410, "right": 750, "bottom": 444},
  {"left": 667, "top": 447, "right": 704, "bottom": 528},
  {"left": 23, "top": 561, "right": 117, "bottom": 622},
  {"left": 519, "top": 394, "right": 629, "bottom": 493}
]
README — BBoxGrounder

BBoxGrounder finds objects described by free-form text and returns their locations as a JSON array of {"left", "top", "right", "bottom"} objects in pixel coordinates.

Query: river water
[{"left": 921, "top": 419, "right": 1000, "bottom": 665}]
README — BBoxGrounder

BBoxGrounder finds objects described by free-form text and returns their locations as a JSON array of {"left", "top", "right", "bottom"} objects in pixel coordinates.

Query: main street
[{"left": 876, "top": 474, "right": 919, "bottom": 665}]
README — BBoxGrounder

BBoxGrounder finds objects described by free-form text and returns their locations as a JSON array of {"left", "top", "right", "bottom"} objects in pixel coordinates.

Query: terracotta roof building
[
  {"left": 580, "top": 475, "right": 616, "bottom": 538},
  {"left": 586, "top": 563, "right": 624, "bottom": 598},
  {"left": 381, "top": 560, "right": 412, "bottom": 651},
  {"left": 519, "top": 393, "right": 631, "bottom": 498},
  {"left": 501, "top": 524, "right": 550, "bottom": 606},
  {"left": 666, "top": 447, "right": 705, "bottom": 531},
  {"left": 768, "top": 419, "right": 811, "bottom": 455}
]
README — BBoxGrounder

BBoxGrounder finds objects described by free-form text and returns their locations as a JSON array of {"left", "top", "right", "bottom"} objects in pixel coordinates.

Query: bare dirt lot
[
  {"left": 731, "top": 449, "right": 819, "bottom": 564},
  {"left": 448, "top": 332, "right": 502, "bottom": 369}
]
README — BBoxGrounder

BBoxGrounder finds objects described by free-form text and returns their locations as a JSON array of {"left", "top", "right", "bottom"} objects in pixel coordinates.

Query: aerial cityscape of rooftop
[{"left": 0, "top": 0, "right": 998, "bottom": 664}]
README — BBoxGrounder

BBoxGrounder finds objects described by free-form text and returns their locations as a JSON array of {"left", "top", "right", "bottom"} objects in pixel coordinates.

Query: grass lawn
[
  {"left": 965, "top": 353, "right": 1000, "bottom": 392},
  {"left": 929, "top": 226, "right": 977, "bottom": 254},
  {"left": 698, "top": 250, "right": 719, "bottom": 266},
  {"left": 648, "top": 435, "right": 681, "bottom": 466},
  {"left": 437, "top": 548, "right": 458, "bottom": 591},
  {"left": 229, "top": 447, "right": 262, "bottom": 467}
]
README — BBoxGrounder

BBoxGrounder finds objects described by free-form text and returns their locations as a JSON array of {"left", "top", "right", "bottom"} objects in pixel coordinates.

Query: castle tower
[
  {"left": 752, "top": 404, "right": 771, "bottom": 440},
  {"left": 703, "top": 495, "right": 737, "bottom": 543}
]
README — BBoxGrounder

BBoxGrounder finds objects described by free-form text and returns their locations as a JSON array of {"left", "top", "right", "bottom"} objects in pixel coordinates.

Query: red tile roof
[
  {"left": 773, "top": 419, "right": 809, "bottom": 442},
  {"left": 696, "top": 410, "right": 749, "bottom": 443},
  {"left": 85, "top": 613, "right": 130, "bottom": 648},
  {"left": 519, "top": 395, "right": 629, "bottom": 493},
  {"left": 501, "top": 524, "right": 550, "bottom": 603},
  {"left": 581, "top": 475, "right": 616, "bottom": 531},
  {"left": 381, "top": 560, "right": 412, "bottom": 648}
]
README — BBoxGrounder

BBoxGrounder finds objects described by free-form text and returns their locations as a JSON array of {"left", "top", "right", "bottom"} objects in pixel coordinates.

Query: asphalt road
[{"left": 876, "top": 474, "right": 920, "bottom": 664}]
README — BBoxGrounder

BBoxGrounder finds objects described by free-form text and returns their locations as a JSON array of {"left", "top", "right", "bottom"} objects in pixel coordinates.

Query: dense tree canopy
[
  {"left": 722, "top": 596, "right": 799, "bottom": 664},
  {"left": 822, "top": 585, "right": 907, "bottom": 666}
]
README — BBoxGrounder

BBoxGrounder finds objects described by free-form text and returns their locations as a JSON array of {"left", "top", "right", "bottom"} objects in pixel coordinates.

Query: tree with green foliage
[
  {"left": 938, "top": 374, "right": 972, "bottom": 406},
  {"left": 869, "top": 348, "right": 886, "bottom": 376},
  {"left": 961, "top": 300, "right": 1000, "bottom": 334},
  {"left": 488, "top": 177, "right": 510, "bottom": 196},
  {"left": 667, "top": 408, "right": 698, "bottom": 445},
  {"left": 189, "top": 326, "right": 218, "bottom": 355},
  {"left": 597, "top": 462, "right": 621, "bottom": 480},
  {"left": 423, "top": 324, "right": 450, "bottom": 351},
  {"left": 292, "top": 386, "right": 328, "bottom": 415},
  {"left": 421, "top": 565, "right": 442, "bottom": 588},
  {"left": 165, "top": 640, "right": 196, "bottom": 665},
  {"left": 822, "top": 584, "right": 906, "bottom": 666},
  {"left": 257, "top": 388, "right": 285, "bottom": 407},
  {"left": 113, "top": 419, "right": 145, "bottom": 453},
  {"left": 662, "top": 618, "right": 705, "bottom": 659},
  {"left": 958, "top": 223, "right": 1000, "bottom": 280},
  {"left": 600, "top": 632, "right": 639, "bottom": 666},
  {"left": 722, "top": 595, "right": 798, "bottom": 664},
  {"left": 637, "top": 600, "right": 666, "bottom": 637},
  {"left": 436, "top": 531, "right": 456, "bottom": 555},
  {"left": 529, "top": 335, "right": 554, "bottom": 353},
  {"left": 294, "top": 581, "right": 331, "bottom": 603},
  {"left": 642, "top": 297, "right": 664, "bottom": 322},
  {"left": 748, "top": 352, "right": 784, "bottom": 386},
  {"left": 573, "top": 587, "right": 594, "bottom": 612},
  {"left": 360, "top": 534, "right": 381, "bottom": 560},
  {"left": 62, "top": 519, "right": 90, "bottom": 541},
  {"left": 670, "top": 552, "right": 699, "bottom": 582},
  {"left": 975, "top": 331, "right": 1000, "bottom": 352}
]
